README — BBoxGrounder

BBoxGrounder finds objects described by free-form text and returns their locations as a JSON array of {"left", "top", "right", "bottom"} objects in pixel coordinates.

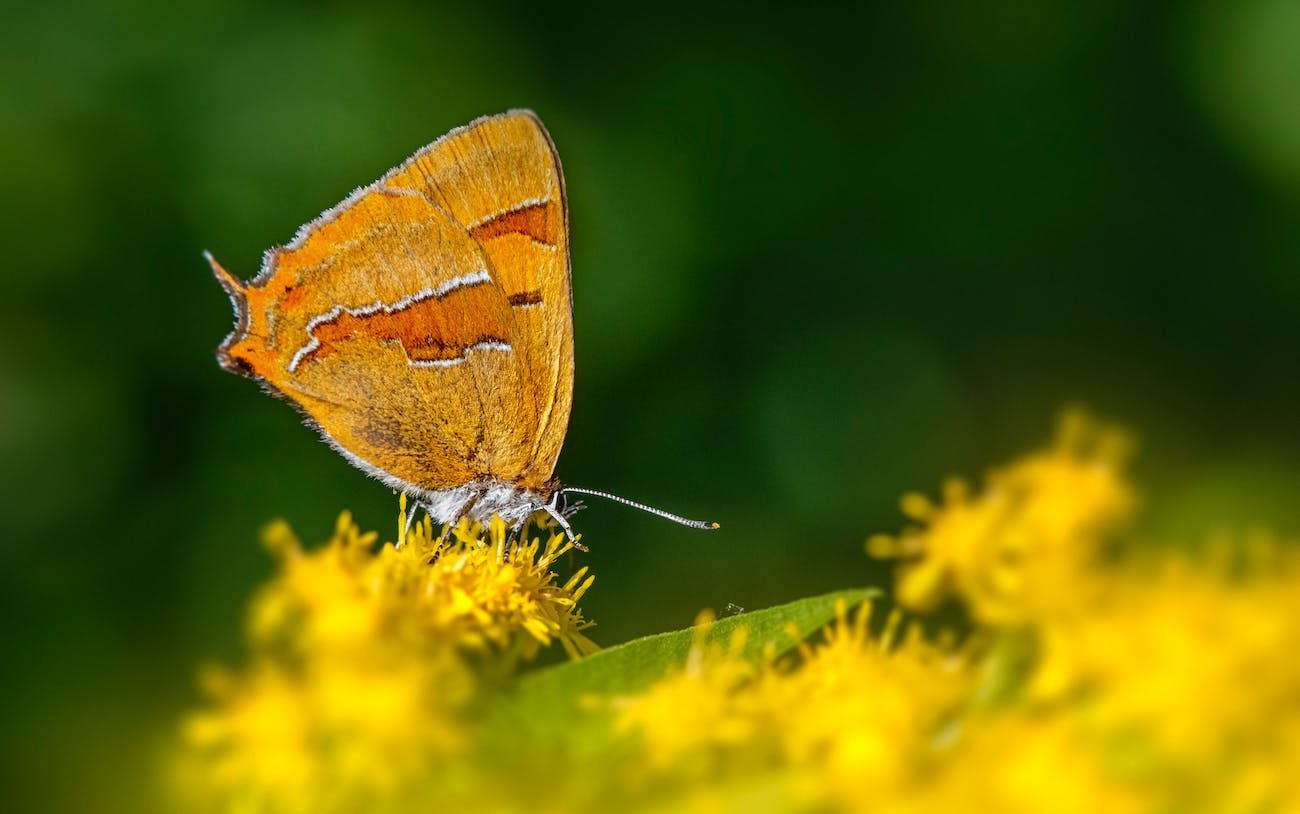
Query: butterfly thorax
[{"left": 414, "top": 477, "right": 560, "bottom": 527}]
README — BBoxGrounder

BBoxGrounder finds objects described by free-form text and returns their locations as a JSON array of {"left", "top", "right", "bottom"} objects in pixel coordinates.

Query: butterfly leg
[
  {"left": 420, "top": 522, "right": 458, "bottom": 566},
  {"left": 424, "top": 521, "right": 452, "bottom": 562},
  {"left": 503, "top": 522, "right": 524, "bottom": 562},
  {"left": 429, "top": 487, "right": 486, "bottom": 561},
  {"left": 437, "top": 520, "right": 456, "bottom": 546},
  {"left": 561, "top": 499, "right": 587, "bottom": 519},
  {"left": 541, "top": 502, "right": 587, "bottom": 551}
]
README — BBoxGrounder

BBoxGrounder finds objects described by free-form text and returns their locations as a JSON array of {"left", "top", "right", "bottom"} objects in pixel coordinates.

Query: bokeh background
[{"left": 4, "top": 0, "right": 1300, "bottom": 810}]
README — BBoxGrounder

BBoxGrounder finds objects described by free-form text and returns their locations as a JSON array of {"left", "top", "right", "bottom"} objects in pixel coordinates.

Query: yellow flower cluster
[
  {"left": 607, "top": 411, "right": 1300, "bottom": 812},
  {"left": 868, "top": 410, "right": 1135, "bottom": 624},
  {"left": 1022, "top": 542, "right": 1300, "bottom": 812},
  {"left": 178, "top": 505, "right": 595, "bottom": 814},
  {"left": 611, "top": 604, "right": 971, "bottom": 810},
  {"left": 178, "top": 411, "right": 1300, "bottom": 813}
]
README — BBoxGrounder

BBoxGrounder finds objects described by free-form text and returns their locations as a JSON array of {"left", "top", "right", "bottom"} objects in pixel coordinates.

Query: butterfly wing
[
  {"left": 211, "top": 111, "right": 572, "bottom": 496},
  {"left": 384, "top": 110, "right": 573, "bottom": 489}
]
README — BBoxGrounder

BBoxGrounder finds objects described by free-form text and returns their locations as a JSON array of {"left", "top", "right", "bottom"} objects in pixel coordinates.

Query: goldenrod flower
[
  {"left": 610, "top": 610, "right": 760, "bottom": 775},
  {"left": 249, "top": 506, "right": 598, "bottom": 661},
  {"left": 868, "top": 409, "right": 1134, "bottom": 624},
  {"left": 606, "top": 414, "right": 1300, "bottom": 813},
  {"left": 179, "top": 504, "right": 597, "bottom": 813},
  {"left": 611, "top": 601, "right": 971, "bottom": 811},
  {"left": 176, "top": 412, "right": 1300, "bottom": 814},
  {"left": 918, "top": 713, "right": 1151, "bottom": 814},
  {"left": 1025, "top": 537, "right": 1300, "bottom": 812}
]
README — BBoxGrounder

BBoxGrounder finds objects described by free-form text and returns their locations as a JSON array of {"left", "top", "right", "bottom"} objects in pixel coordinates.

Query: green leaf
[{"left": 512, "top": 587, "right": 880, "bottom": 712}]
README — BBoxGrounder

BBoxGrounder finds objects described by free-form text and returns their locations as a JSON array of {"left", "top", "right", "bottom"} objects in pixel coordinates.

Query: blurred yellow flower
[
  {"left": 610, "top": 610, "right": 760, "bottom": 776},
  {"left": 1027, "top": 537, "right": 1300, "bottom": 812},
  {"left": 605, "top": 413, "right": 1300, "bottom": 813},
  {"left": 918, "top": 712, "right": 1150, "bottom": 814},
  {"left": 612, "top": 601, "right": 971, "bottom": 811},
  {"left": 868, "top": 409, "right": 1135, "bottom": 624},
  {"left": 176, "top": 413, "right": 1300, "bottom": 814}
]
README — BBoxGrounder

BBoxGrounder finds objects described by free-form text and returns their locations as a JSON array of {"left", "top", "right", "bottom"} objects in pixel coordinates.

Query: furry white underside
[{"left": 415, "top": 480, "right": 549, "bottom": 526}]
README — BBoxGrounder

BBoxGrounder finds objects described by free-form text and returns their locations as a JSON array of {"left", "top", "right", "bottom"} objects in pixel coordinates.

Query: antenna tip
[{"left": 708, "top": 521, "right": 720, "bottom": 529}]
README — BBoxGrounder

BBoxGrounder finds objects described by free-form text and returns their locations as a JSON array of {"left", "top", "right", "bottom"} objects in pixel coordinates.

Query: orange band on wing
[{"left": 292, "top": 282, "right": 511, "bottom": 371}]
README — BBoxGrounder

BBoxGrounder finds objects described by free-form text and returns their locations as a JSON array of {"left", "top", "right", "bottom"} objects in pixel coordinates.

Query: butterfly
[{"left": 207, "top": 110, "right": 715, "bottom": 546}]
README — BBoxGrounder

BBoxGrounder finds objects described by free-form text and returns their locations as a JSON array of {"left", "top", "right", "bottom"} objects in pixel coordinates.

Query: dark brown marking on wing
[
  {"left": 468, "top": 201, "right": 558, "bottom": 246},
  {"left": 507, "top": 289, "right": 543, "bottom": 307}
]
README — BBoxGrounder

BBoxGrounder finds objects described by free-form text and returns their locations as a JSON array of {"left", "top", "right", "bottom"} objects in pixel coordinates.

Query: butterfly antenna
[{"left": 561, "top": 487, "right": 719, "bottom": 530}]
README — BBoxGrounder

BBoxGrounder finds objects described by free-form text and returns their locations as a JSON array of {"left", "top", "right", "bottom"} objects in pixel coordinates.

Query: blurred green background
[{"left": 4, "top": 0, "right": 1300, "bottom": 810}]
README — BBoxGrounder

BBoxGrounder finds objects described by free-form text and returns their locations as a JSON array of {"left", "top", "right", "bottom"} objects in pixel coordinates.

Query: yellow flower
[
  {"left": 179, "top": 502, "right": 598, "bottom": 813},
  {"left": 919, "top": 713, "right": 1150, "bottom": 814},
  {"left": 868, "top": 409, "right": 1134, "bottom": 624},
  {"left": 250, "top": 504, "right": 598, "bottom": 661},
  {"left": 1026, "top": 537, "right": 1300, "bottom": 812},
  {"left": 607, "top": 412, "right": 1300, "bottom": 814},
  {"left": 174, "top": 410, "right": 1300, "bottom": 814},
  {"left": 611, "top": 602, "right": 971, "bottom": 811},
  {"left": 182, "top": 653, "right": 467, "bottom": 814},
  {"left": 610, "top": 610, "right": 760, "bottom": 777},
  {"left": 754, "top": 603, "right": 971, "bottom": 810}
]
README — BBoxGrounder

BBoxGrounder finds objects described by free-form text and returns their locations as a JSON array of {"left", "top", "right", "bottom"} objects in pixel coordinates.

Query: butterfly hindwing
[{"left": 383, "top": 110, "right": 574, "bottom": 489}]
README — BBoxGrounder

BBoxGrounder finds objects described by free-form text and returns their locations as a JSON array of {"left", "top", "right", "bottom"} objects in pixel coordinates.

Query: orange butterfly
[{"left": 207, "top": 110, "right": 715, "bottom": 546}]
